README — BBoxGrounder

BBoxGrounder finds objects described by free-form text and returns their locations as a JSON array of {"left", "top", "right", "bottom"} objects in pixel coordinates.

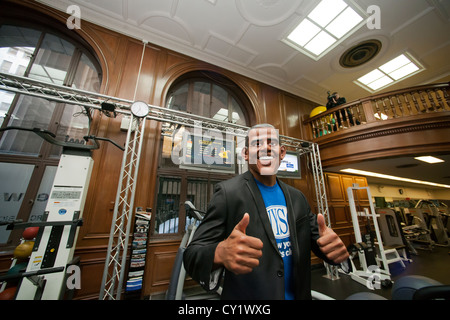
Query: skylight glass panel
[
  {"left": 389, "top": 62, "right": 419, "bottom": 80},
  {"left": 326, "top": 6, "right": 364, "bottom": 38},
  {"left": 308, "top": 0, "right": 347, "bottom": 27},
  {"left": 284, "top": 0, "right": 366, "bottom": 60},
  {"left": 355, "top": 53, "right": 423, "bottom": 92},
  {"left": 304, "top": 31, "right": 336, "bottom": 55},
  {"left": 357, "top": 69, "right": 384, "bottom": 85},
  {"left": 379, "top": 54, "right": 411, "bottom": 74},
  {"left": 287, "top": 19, "right": 320, "bottom": 47},
  {"left": 367, "top": 76, "right": 393, "bottom": 90}
]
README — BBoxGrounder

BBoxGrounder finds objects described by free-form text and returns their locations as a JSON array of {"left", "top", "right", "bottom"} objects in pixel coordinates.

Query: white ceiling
[
  {"left": 38, "top": 0, "right": 450, "bottom": 104},
  {"left": 37, "top": 0, "right": 450, "bottom": 191}
]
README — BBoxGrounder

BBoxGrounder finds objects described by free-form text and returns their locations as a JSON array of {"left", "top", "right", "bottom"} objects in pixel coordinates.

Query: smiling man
[{"left": 183, "top": 124, "right": 349, "bottom": 300}]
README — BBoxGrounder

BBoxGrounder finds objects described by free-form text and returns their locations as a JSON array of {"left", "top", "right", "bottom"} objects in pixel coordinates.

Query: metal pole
[{"left": 310, "top": 143, "right": 339, "bottom": 280}]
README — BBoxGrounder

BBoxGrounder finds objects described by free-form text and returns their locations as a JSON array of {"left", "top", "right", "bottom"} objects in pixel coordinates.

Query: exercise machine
[
  {"left": 404, "top": 208, "right": 435, "bottom": 251},
  {"left": 376, "top": 208, "right": 412, "bottom": 265},
  {"left": 346, "top": 184, "right": 392, "bottom": 289},
  {"left": 415, "top": 200, "right": 449, "bottom": 247},
  {"left": 0, "top": 126, "right": 121, "bottom": 299},
  {"left": 166, "top": 201, "right": 221, "bottom": 300},
  {"left": 346, "top": 275, "right": 450, "bottom": 300}
]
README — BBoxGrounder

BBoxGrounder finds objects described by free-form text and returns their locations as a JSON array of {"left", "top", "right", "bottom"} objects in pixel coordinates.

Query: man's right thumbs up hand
[{"left": 214, "top": 213, "right": 263, "bottom": 275}]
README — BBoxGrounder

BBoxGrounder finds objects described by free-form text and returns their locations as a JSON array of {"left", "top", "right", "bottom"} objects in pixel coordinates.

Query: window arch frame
[
  {"left": 151, "top": 71, "right": 254, "bottom": 239},
  {"left": 166, "top": 70, "right": 253, "bottom": 125},
  {"left": 0, "top": 4, "right": 103, "bottom": 249}
]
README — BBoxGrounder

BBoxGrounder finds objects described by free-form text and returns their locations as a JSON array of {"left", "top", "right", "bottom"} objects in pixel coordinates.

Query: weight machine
[
  {"left": 0, "top": 72, "right": 338, "bottom": 300},
  {"left": 346, "top": 184, "right": 393, "bottom": 289},
  {"left": 0, "top": 126, "right": 122, "bottom": 299}
]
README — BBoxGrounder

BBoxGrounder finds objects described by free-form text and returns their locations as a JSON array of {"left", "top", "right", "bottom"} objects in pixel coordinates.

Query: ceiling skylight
[
  {"left": 356, "top": 53, "right": 423, "bottom": 92},
  {"left": 284, "top": 0, "right": 366, "bottom": 60}
]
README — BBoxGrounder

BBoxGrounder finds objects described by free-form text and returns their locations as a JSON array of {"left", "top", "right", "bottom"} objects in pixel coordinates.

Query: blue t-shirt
[{"left": 255, "top": 179, "right": 294, "bottom": 300}]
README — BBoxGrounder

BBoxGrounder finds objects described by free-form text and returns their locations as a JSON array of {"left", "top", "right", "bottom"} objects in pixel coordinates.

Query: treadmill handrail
[{"left": 0, "top": 126, "right": 124, "bottom": 151}]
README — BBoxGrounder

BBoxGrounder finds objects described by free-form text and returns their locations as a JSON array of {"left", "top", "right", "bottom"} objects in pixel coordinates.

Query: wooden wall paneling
[
  {"left": 133, "top": 45, "right": 160, "bottom": 104},
  {"left": 280, "top": 92, "right": 318, "bottom": 140},
  {"left": 325, "top": 173, "right": 345, "bottom": 202},
  {"left": 72, "top": 247, "right": 108, "bottom": 300},
  {"left": 79, "top": 27, "right": 121, "bottom": 95},
  {"left": 330, "top": 205, "right": 348, "bottom": 226},
  {"left": 235, "top": 78, "right": 262, "bottom": 125},
  {"left": 116, "top": 40, "right": 149, "bottom": 100},
  {"left": 280, "top": 93, "right": 301, "bottom": 138},
  {"left": 260, "top": 84, "right": 282, "bottom": 127},
  {"left": 341, "top": 175, "right": 354, "bottom": 202},
  {"left": 152, "top": 50, "right": 178, "bottom": 108},
  {"left": 354, "top": 177, "right": 369, "bottom": 202},
  {"left": 143, "top": 241, "right": 179, "bottom": 296},
  {"left": 75, "top": 261, "right": 106, "bottom": 300},
  {"left": 135, "top": 120, "right": 162, "bottom": 211}
]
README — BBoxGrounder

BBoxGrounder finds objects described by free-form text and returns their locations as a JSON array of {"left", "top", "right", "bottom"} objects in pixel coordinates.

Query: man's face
[{"left": 243, "top": 127, "right": 286, "bottom": 177}]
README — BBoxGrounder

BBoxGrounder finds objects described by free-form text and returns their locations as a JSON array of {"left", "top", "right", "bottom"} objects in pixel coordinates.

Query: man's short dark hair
[{"left": 245, "top": 123, "right": 277, "bottom": 148}]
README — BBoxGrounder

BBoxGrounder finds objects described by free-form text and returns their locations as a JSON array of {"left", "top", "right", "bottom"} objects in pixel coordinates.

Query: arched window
[
  {"left": 0, "top": 19, "right": 102, "bottom": 247},
  {"left": 166, "top": 77, "right": 247, "bottom": 125},
  {"left": 0, "top": 24, "right": 102, "bottom": 156},
  {"left": 153, "top": 71, "right": 252, "bottom": 238}
]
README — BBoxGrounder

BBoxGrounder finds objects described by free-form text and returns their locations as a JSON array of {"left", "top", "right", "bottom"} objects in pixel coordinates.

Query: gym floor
[
  {"left": 150, "top": 245, "right": 449, "bottom": 300},
  {"left": 311, "top": 245, "right": 450, "bottom": 300}
]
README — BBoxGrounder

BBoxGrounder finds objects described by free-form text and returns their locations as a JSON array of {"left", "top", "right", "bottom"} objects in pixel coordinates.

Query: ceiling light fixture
[
  {"left": 284, "top": 0, "right": 366, "bottom": 60},
  {"left": 414, "top": 156, "right": 445, "bottom": 164},
  {"left": 341, "top": 168, "right": 450, "bottom": 189}
]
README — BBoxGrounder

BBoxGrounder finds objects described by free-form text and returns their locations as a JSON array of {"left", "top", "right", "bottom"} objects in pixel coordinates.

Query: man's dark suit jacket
[{"left": 183, "top": 170, "right": 334, "bottom": 300}]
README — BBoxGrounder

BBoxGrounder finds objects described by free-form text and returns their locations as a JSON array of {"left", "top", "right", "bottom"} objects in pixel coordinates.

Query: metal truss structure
[
  {"left": 0, "top": 73, "right": 338, "bottom": 299},
  {"left": 99, "top": 115, "right": 147, "bottom": 300}
]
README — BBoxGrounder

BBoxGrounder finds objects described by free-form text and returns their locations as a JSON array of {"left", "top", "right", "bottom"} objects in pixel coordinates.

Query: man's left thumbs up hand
[{"left": 316, "top": 214, "right": 349, "bottom": 264}]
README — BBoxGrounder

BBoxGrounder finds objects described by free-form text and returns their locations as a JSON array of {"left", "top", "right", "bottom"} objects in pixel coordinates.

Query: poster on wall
[{"left": 180, "top": 132, "right": 235, "bottom": 173}]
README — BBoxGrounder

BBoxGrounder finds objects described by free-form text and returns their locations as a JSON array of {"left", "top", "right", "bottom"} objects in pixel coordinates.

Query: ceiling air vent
[{"left": 339, "top": 39, "right": 381, "bottom": 68}]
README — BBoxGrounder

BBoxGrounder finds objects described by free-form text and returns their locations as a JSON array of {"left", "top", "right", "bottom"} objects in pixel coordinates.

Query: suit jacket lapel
[{"left": 243, "top": 171, "right": 280, "bottom": 256}]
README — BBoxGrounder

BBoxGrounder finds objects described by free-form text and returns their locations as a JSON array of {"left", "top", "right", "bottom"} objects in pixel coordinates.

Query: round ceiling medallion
[
  {"left": 339, "top": 40, "right": 382, "bottom": 68},
  {"left": 236, "top": 0, "right": 302, "bottom": 26}
]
